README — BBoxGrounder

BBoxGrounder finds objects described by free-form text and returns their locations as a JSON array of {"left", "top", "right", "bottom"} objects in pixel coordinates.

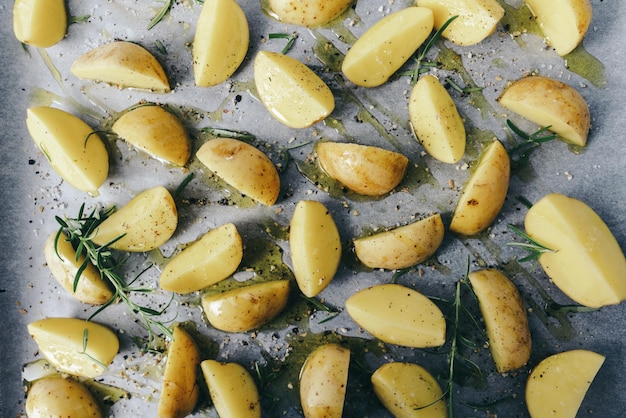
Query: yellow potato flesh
[
  {"left": 44, "top": 232, "right": 113, "bottom": 305},
  {"left": 193, "top": 0, "right": 249, "bottom": 87},
  {"left": 353, "top": 213, "right": 444, "bottom": 270},
  {"left": 316, "top": 142, "right": 408, "bottom": 196},
  {"left": 499, "top": 76, "right": 590, "bottom": 146},
  {"left": 449, "top": 140, "right": 510, "bottom": 236},
  {"left": 158, "top": 326, "right": 200, "bottom": 418},
  {"left": 468, "top": 269, "right": 531, "bottom": 373},
  {"left": 409, "top": 74, "right": 466, "bottom": 164},
  {"left": 160, "top": 223, "right": 243, "bottom": 294},
  {"left": 342, "top": 7, "right": 434, "bottom": 87},
  {"left": 345, "top": 284, "right": 446, "bottom": 348},
  {"left": 90, "top": 186, "right": 178, "bottom": 252},
  {"left": 268, "top": 0, "right": 353, "bottom": 27},
  {"left": 526, "top": 350, "right": 605, "bottom": 418},
  {"left": 27, "top": 317, "right": 119, "bottom": 378},
  {"left": 71, "top": 41, "right": 170, "bottom": 92},
  {"left": 254, "top": 50, "right": 335, "bottom": 128},
  {"left": 26, "top": 375, "right": 102, "bottom": 418},
  {"left": 26, "top": 106, "right": 108, "bottom": 196},
  {"left": 299, "top": 343, "right": 350, "bottom": 418},
  {"left": 289, "top": 200, "right": 342, "bottom": 297},
  {"left": 525, "top": 0, "right": 592, "bottom": 56},
  {"left": 13, "top": 0, "right": 66, "bottom": 48},
  {"left": 201, "top": 280, "right": 290, "bottom": 332},
  {"left": 200, "top": 360, "right": 261, "bottom": 418},
  {"left": 112, "top": 105, "right": 191, "bottom": 167},
  {"left": 525, "top": 193, "right": 626, "bottom": 308},
  {"left": 416, "top": 0, "right": 504, "bottom": 46},
  {"left": 371, "top": 362, "right": 446, "bottom": 418},
  {"left": 197, "top": 137, "right": 280, "bottom": 206}
]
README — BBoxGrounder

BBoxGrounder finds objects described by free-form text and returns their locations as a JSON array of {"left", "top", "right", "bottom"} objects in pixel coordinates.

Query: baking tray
[{"left": 2, "top": 0, "right": 626, "bottom": 416}]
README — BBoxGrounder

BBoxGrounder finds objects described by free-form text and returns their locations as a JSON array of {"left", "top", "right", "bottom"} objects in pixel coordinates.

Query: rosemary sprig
[
  {"left": 269, "top": 32, "right": 299, "bottom": 54},
  {"left": 444, "top": 76, "right": 484, "bottom": 95},
  {"left": 80, "top": 329, "right": 108, "bottom": 371},
  {"left": 148, "top": 0, "right": 174, "bottom": 30},
  {"left": 507, "top": 223, "right": 556, "bottom": 264},
  {"left": 409, "top": 15, "right": 459, "bottom": 84},
  {"left": 201, "top": 127, "right": 256, "bottom": 141},
  {"left": 506, "top": 119, "right": 557, "bottom": 168}
]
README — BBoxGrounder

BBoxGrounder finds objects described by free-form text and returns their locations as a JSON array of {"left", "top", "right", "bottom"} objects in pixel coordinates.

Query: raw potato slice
[
  {"left": 193, "top": 0, "right": 249, "bottom": 87},
  {"left": 342, "top": 7, "right": 433, "bottom": 87},
  {"left": 27, "top": 317, "right": 119, "bottom": 378},
  {"left": 201, "top": 360, "right": 261, "bottom": 418},
  {"left": 71, "top": 41, "right": 170, "bottom": 92},
  {"left": 416, "top": 0, "right": 504, "bottom": 46},
  {"left": 44, "top": 231, "right": 113, "bottom": 305},
  {"left": 268, "top": 0, "right": 353, "bottom": 27},
  {"left": 353, "top": 213, "right": 444, "bottom": 270},
  {"left": 13, "top": 0, "right": 66, "bottom": 48},
  {"left": 26, "top": 106, "right": 109, "bottom": 196},
  {"left": 90, "top": 186, "right": 178, "bottom": 252},
  {"left": 345, "top": 284, "right": 446, "bottom": 348},
  {"left": 26, "top": 375, "right": 103, "bottom": 418},
  {"left": 468, "top": 269, "right": 531, "bottom": 373},
  {"left": 201, "top": 280, "right": 290, "bottom": 332},
  {"left": 160, "top": 223, "right": 243, "bottom": 294},
  {"left": 371, "top": 362, "right": 446, "bottom": 418},
  {"left": 499, "top": 76, "right": 591, "bottom": 146},
  {"left": 526, "top": 350, "right": 605, "bottom": 418},
  {"left": 409, "top": 74, "right": 466, "bottom": 164},
  {"left": 449, "top": 140, "right": 510, "bottom": 236},
  {"left": 254, "top": 50, "right": 335, "bottom": 128},
  {"left": 525, "top": 0, "right": 592, "bottom": 56},
  {"left": 289, "top": 200, "right": 342, "bottom": 297},
  {"left": 299, "top": 344, "right": 350, "bottom": 418},
  {"left": 197, "top": 137, "right": 280, "bottom": 206},
  {"left": 316, "top": 142, "right": 408, "bottom": 196},
  {"left": 112, "top": 105, "right": 191, "bottom": 167},
  {"left": 524, "top": 193, "right": 626, "bottom": 308}
]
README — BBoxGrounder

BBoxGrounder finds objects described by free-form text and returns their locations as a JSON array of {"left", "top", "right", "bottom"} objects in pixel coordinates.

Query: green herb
[
  {"left": 545, "top": 302, "right": 598, "bottom": 316},
  {"left": 79, "top": 329, "right": 109, "bottom": 371},
  {"left": 269, "top": 32, "right": 299, "bottom": 54},
  {"left": 408, "top": 15, "right": 459, "bottom": 84},
  {"left": 148, "top": 0, "right": 174, "bottom": 30},
  {"left": 507, "top": 223, "right": 556, "bottom": 264},
  {"left": 444, "top": 76, "right": 484, "bottom": 95},
  {"left": 155, "top": 39, "right": 168, "bottom": 55},
  {"left": 506, "top": 119, "right": 557, "bottom": 168},
  {"left": 201, "top": 127, "right": 256, "bottom": 141},
  {"left": 69, "top": 15, "right": 90, "bottom": 25}
]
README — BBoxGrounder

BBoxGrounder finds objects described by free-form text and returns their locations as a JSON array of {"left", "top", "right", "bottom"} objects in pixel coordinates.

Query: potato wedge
[
  {"left": 289, "top": 200, "right": 342, "bottom": 297},
  {"left": 26, "top": 375, "right": 102, "bottom": 418},
  {"left": 13, "top": 0, "right": 66, "bottom": 48},
  {"left": 268, "top": 0, "right": 353, "bottom": 27},
  {"left": 468, "top": 269, "right": 531, "bottom": 373},
  {"left": 71, "top": 41, "right": 170, "bottom": 92},
  {"left": 201, "top": 280, "right": 290, "bottom": 332},
  {"left": 526, "top": 350, "right": 605, "bottom": 418},
  {"left": 160, "top": 223, "right": 243, "bottom": 294},
  {"left": 193, "top": 0, "right": 249, "bottom": 87},
  {"left": 201, "top": 360, "right": 261, "bottom": 418},
  {"left": 371, "top": 362, "right": 446, "bottom": 418},
  {"left": 524, "top": 193, "right": 626, "bottom": 308},
  {"left": 112, "top": 105, "right": 191, "bottom": 167},
  {"left": 27, "top": 317, "right": 119, "bottom": 378},
  {"left": 299, "top": 343, "right": 350, "bottom": 418},
  {"left": 409, "top": 74, "right": 466, "bottom": 164},
  {"left": 499, "top": 76, "right": 591, "bottom": 146},
  {"left": 197, "top": 137, "right": 280, "bottom": 206},
  {"left": 316, "top": 142, "right": 408, "bottom": 196},
  {"left": 353, "top": 213, "right": 444, "bottom": 270},
  {"left": 26, "top": 106, "right": 109, "bottom": 196},
  {"left": 90, "top": 186, "right": 178, "bottom": 252},
  {"left": 254, "top": 50, "right": 335, "bottom": 128},
  {"left": 449, "top": 140, "right": 510, "bottom": 236},
  {"left": 342, "top": 7, "right": 433, "bottom": 87},
  {"left": 345, "top": 284, "right": 446, "bottom": 348}
]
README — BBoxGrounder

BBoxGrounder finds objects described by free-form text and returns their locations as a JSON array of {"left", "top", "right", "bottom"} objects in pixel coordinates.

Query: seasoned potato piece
[
  {"left": 201, "top": 360, "right": 261, "bottom": 418},
  {"left": 342, "top": 7, "right": 433, "bottom": 87},
  {"left": 26, "top": 375, "right": 102, "bottom": 418},
  {"left": 13, "top": 0, "right": 66, "bottom": 48},
  {"left": 449, "top": 140, "right": 510, "bottom": 236},
  {"left": 268, "top": 0, "right": 353, "bottom": 27},
  {"left": 353, "top": 214, "right": 444, "bottom": 270}
]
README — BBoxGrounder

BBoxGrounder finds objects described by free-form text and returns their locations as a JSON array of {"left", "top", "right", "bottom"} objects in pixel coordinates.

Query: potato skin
[
  {"left": 201, "top": 360, "right": 261, "bottom": 418},
  {"left": 26, "top": 375, "right": 103, "bottom": 418},
  {"left": 268, "top": 0, "right": 354, "bottom": 27}
]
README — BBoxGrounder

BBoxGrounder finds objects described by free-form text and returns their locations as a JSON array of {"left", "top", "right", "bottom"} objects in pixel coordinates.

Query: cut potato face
[
  {"left": 342, "top": 7, "right": 433, "bottom": 87},
  {"left": 353, "top": 213, "right": 444, "bottom": 270},
  {"left": 71, "top": 41, "right": 170, "bottom": 92},
  {"left": 449, "top": 140, "right": 510, "bottom": 236},
  {"left": 193, "top": 0, "right": 249, "bottom": 87},
  {"left": 524, "top": 193, "right": 626, "bottom": 308},
  {"left": 13, "top": 0, "right": 66, "bottom": 48},
  {"left": 526, "top": 350, "right": 605, "bottom": 418},
  {"left": 26, "top": 375, "right": 102, "bottom": 418},
  {"left": 26, "top": 106, "right": 109, "bottom": 196},
  {"left": 409, "top": 74, "right": 466, "bottom": 164},
  {"left": 27, "top": 317, "right": 119, "bottom": 378},
  {"left": 499, "top": 75, "right": 591, "bottom": 146},
  {"left": 268, "top": 0, "right": 353, "bottom": 27},
  {"left": 201, "top": 360, "right": 261, "bottom": 418},
  {"left": 197, "top": 137, "right": 281, "bottom": 206},
  {"left": 345, "top": 284, "right": 446, "bottom": 348},
  {"left": 254, "top": 50, "right": 335, "bottom": 128}
]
